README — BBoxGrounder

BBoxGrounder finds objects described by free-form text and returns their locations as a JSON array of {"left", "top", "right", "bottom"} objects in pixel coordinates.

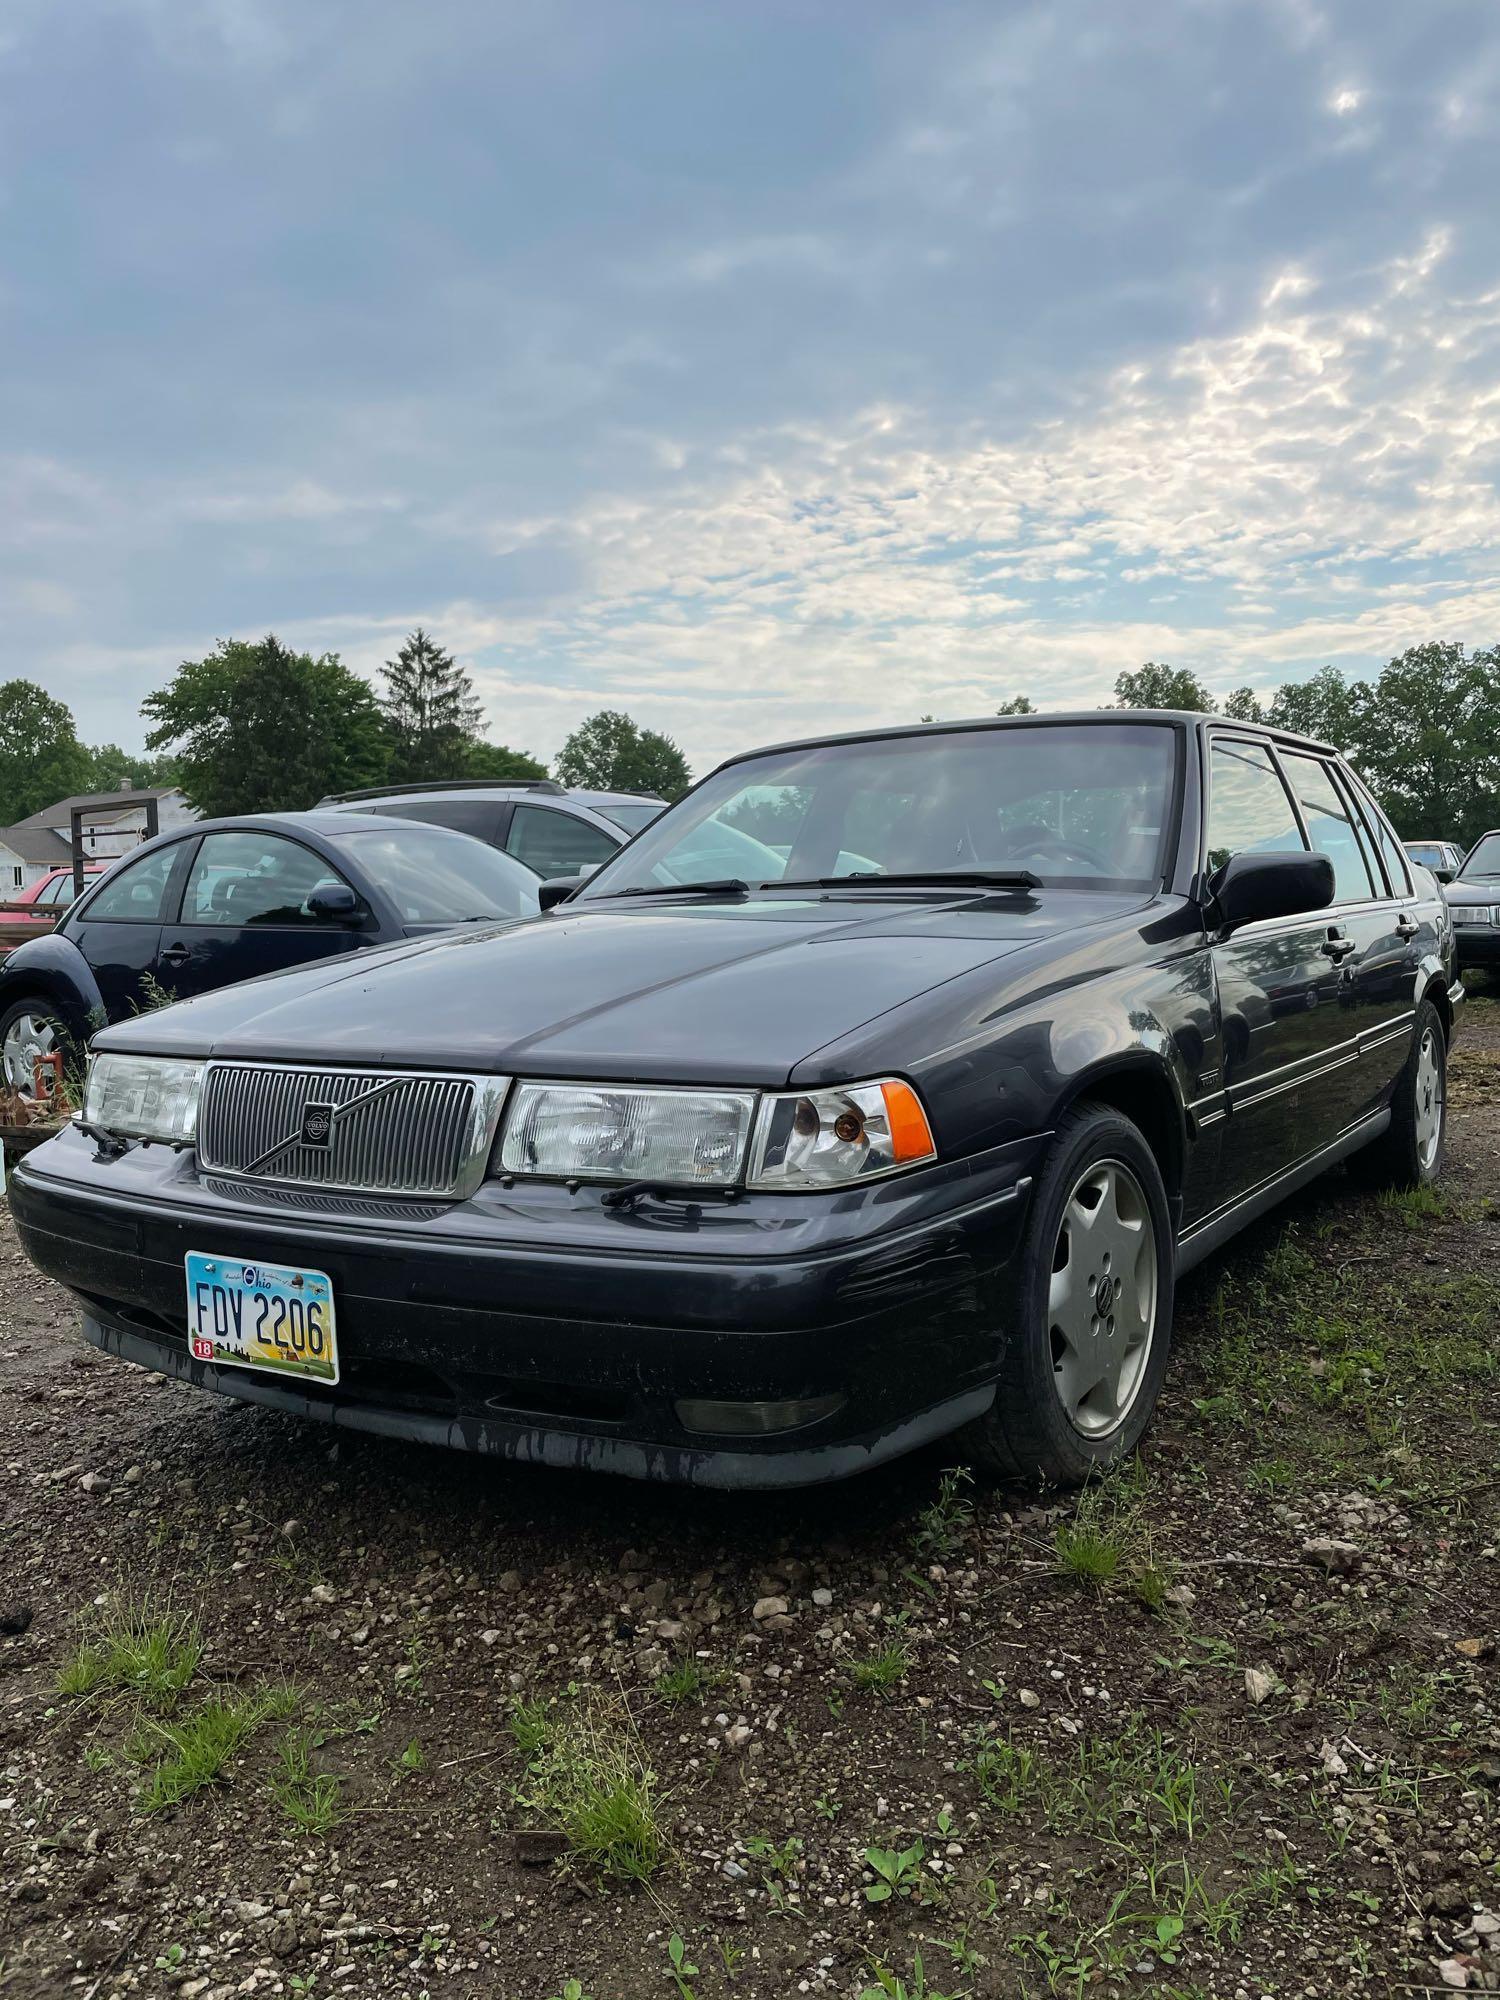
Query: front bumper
[
  {"left": 10, "top": 1125, "right": 1042, "bottom": 1487},
  {"left": 1453, "top": 926, "right": 1500, "bottom": 968}
]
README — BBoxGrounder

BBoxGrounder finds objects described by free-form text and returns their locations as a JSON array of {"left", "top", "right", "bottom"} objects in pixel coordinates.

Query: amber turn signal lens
[{"left": 879, "top": 1079, "right": 936, "bottom": 1163}]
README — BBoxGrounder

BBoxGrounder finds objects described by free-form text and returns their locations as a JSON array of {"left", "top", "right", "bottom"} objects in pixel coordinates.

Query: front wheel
[
  {"left": 0, "top": 997, "right": 67, "bottom": 1095},
  {"left": 966, "top": 1102, "right": 1175, "bottom": 1485}
]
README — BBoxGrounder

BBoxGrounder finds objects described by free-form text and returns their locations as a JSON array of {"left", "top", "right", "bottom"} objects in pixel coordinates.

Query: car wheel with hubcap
[
  {"left": 1349, "top": 994, "right": 1447, "bottom": 1190},
  {"left": 966, "top": 1100, "right": 1175, "bottom": 1485},
  {"left": 0, "top": 998, "right": 67, "bottom": 1096}
]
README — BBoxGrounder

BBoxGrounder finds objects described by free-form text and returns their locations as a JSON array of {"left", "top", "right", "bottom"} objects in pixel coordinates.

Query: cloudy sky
[{"left": 5, "top": 0, "right": 1499, "bottom": 778}]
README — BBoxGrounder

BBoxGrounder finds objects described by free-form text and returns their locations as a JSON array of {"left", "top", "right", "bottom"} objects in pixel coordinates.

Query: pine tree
[{"left": 379, "top": 629, "right": 486, "bottom": 783}]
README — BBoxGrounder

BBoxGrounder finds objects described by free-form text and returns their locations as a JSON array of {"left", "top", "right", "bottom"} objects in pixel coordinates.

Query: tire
[
  {"left": 0, "top": 996, "right": 68, "bottom": 1095},
  {"left": 1348, "top": 994, "right": 1447, "bottom": 1190},
  {"left": 965, "top": 1101, "right": 1175, "bottom": 1486}
]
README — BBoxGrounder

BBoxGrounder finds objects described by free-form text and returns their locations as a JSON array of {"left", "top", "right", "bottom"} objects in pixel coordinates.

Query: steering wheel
[{"left": 1004, "top": 830, "right": 1113, "bottom": 875}]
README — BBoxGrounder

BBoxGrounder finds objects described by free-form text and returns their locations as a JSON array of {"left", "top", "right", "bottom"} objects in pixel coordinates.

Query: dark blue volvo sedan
[{"left": 10, "top": 714, "right": 1457, "bottom": 1487}]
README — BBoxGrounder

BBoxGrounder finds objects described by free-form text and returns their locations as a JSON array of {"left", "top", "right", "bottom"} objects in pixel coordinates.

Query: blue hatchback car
[{"left": 0, "top": 811, "right": 539, "bottom": 1091}]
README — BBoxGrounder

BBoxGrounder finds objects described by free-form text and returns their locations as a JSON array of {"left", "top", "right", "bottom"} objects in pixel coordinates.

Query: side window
[
  {"left": 1279, "top": 754, "right": 1376, "bottom": 901},
  {"left": 79, "top": 842, "right": 183, "bottom": 923},
  {"left": 1353, "top": 780, "right": 1411, "bottom": 896},
  {"left": 505, "top": 805, "right": 617, "bottom": 879},
  {"left": 370, "top": 801, "right": 504, "bottom": 843},
  {"left": 1325, "top": 763, "right": 1388, "bottom": 897},
  {"left": 182, "top": 832, "right": 350, "bottom": 927},
  {"left": 1205, "top": 741, "right": 1306, "bottom": 873}
]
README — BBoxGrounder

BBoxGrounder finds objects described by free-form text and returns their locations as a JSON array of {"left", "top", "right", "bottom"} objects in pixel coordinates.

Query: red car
[{"left": 0, "top": 865, "right": 109, "bottom": 958}]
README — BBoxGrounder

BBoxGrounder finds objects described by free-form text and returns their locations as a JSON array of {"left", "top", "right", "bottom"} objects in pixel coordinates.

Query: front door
[
  {"left": 64, "top": 838, "right": 194, "bottom": 1022},
  {"left": 157, "top": 830, "right": 370, "bottom": 1004},
  {"left": 1204, "top": 737, "right": 1357, "bottom": 1201}
]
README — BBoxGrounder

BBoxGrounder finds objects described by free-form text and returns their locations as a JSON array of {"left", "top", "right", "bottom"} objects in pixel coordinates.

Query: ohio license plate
[{"left": 184, "top": 1253, "right": 338, "bottom": 1385}]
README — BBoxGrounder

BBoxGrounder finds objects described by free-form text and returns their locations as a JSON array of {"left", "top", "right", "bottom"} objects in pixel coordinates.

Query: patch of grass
[
  {"left": 272, "top": 1726, "right": 350, "bottom": 1836},
  {"left": 913, "top": 1465, "right": 975, "bottom": 1562},
  {"left": 515, "top": 1693, "right": 664, "bottom": 1882},
  {"left": 967, "top": 1721, "right": 1225, "bottom": 1847},
  {"left": 136, "top": 1694, "right": 262, "bottom": 1814},
  {"left": 1054, "top": 1517, "right": 1120, "bottom": 1588},
  {"left": 57, "top": 1596, "right": 201, "bottom": 1708},
  {"left": 849, "top": 1641, "right": 911, "bottom": 1693},
  {"left": 655, "top": 1660, "right": 722, "bottom": 1706},
  {"left": 1378, "top": 1183, "right": 1446, "bottom": 1227},
  {"left": 396, "top": 1737, "right": 425, "bottom": 1774},
  {"left": 859, "top": 1949, "right": 961, "bottom": 1999},
  {"left": 508, "top": 1695, "right": 553, "bottom": 1760}
]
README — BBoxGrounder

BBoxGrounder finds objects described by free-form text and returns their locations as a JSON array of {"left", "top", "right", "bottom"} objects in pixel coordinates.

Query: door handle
[
  {"left": 1395, "top": 913, "right": 1419, "bottom": 940},
  {"left": 1321, "top": 930, "right": 1357, "bottom": 961},
  {"left": 158, "top": 944, "right": 191, "bottom": 968}
]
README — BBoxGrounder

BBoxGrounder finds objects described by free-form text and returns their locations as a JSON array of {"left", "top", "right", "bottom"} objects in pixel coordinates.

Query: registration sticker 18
[{"left": 184, "top": 1253, "right": 338, "bottom": 1385}]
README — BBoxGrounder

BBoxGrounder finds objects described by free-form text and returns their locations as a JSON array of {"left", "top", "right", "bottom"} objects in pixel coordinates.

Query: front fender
[{"left": 0, "top": 934, "right": 107, "bottom": 1044}]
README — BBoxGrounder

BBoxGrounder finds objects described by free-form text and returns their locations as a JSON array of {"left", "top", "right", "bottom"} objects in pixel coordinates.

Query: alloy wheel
[
  {"left": 1047, "top": 1157, "right": 1158, "bottom": 1438},
  {"left": 1414, "top": 1027, "right": 1444, "bottom": 1174},
  {"left": 1, "top": 1012, "right": 58, "bottom": 1094}
]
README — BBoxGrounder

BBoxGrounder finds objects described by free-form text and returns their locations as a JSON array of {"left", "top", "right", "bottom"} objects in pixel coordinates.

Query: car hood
[
  {"left": 96, "top": 890, "right": 1152, "bottom": 1086},
  {"left": 1445, "top": 879, "right": 1500, "bottom": 904}
]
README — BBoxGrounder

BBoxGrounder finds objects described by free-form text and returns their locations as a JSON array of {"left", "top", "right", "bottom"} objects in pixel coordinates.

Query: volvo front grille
[{"left": 196, "top": 1064, "right": 509, "bottom": 1198}]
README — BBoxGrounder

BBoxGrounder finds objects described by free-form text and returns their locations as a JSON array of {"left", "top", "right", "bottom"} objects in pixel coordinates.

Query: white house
[{"left": 0, "top": 788, "right": 197, "bottom": 889}]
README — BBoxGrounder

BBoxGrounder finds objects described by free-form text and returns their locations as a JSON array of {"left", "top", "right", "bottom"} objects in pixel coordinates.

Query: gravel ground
[{"left": 2, "top": 999, "right": 1497, "bottom": 2000}]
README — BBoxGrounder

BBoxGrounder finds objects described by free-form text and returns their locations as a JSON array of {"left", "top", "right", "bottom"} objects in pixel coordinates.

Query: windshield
[
  {"left": 577, "top": 723, "right": 1178, "bottom": 898},
  {"left": 1460, "top": 832, "right": 1500, "bottom": 880},
  {"left": 593, "top": 800, "right": 664, "bottom": 833},
  {"left": 329, "top": 825, "right": 541, "bottom": 923}
]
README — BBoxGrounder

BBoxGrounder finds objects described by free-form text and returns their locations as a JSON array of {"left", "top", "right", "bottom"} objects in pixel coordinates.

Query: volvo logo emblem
[
  {"left": 1094, "top": 1274, "right": 1114, "bottom": 1317},
  {"left": 300, "top": 1103, "right": 336, "bottom": 1149}
]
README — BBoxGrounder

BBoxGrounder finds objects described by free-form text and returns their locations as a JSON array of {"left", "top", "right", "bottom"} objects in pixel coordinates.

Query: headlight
[
  {"left": 84, "top": 1054, "right": 203, "bottom": 1144},
  {"left": 498, "top": 1082, "right": 756, "bottom": 1184},
  {"left": 747, "top": 1079, "right": 936, "bottom": 1190}
]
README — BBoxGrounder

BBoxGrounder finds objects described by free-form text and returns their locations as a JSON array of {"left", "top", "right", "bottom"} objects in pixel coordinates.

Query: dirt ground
[{"left": 2, "top": 1000, "right": 1497, "bottom": 2000}]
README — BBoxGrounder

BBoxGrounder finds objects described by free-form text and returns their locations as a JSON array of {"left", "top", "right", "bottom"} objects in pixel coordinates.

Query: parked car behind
[
  {"left": 1442, "top": 828, "right": 1500, "bottom": 976},
  {"left": 12, "top": 713, "right": 1456, "bottom": 1489},
  {"left": 316, "top": 778, "right": 665, "bottom": 880},
  {"left": 0, "top": 813, "right": 538, "bottom": 1090},
  {"left": 0, "top": 863, "right": 110, "bottom": 960},
  {"left": 1403, "top": 839, "right": 1464, "bottom": 881}
]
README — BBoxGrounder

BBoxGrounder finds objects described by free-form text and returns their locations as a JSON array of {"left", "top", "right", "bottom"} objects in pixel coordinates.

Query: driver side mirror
[
  {"left": 1434, "top": 865, "right": 1455, "bottom": 885},
  {"left": 307, "top": 883, "right": 365, "bottom": 925},
  {"left": 1206, "top": 851, "right": 1334, "bottom": 932},
  {"left": 538, "top": 873, "right": 586, "bottom": 912}
]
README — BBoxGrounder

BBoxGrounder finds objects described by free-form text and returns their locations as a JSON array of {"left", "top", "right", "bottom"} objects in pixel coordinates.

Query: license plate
[{"left": 184, "top": 1253, "right": 338, "bottom": 1385}]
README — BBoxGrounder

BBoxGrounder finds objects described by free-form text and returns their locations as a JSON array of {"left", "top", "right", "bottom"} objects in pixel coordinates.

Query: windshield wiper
[
  {"left": 588, "top": 878, "right": 751, "bottom": 902},
  {"left": 773, "top": 869, "right": 1041, "bottom": 893}
]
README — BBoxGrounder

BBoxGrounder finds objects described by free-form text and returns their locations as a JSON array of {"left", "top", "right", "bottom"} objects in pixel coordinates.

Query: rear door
[
  {"left": 158, "top": 830, "right": 371, "bottom": 1004},
  {"left": 1276, "top": 751, "right": 1415, "bottom": 1126},
  {"left": 1204, "top": 736, "right": 1353, "bottom": 1197},
  {"left": 65, "top": 839, "right": 194, "bottom": 1019}
]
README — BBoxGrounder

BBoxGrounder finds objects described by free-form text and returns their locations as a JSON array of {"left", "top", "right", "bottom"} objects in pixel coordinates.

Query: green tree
[
  {"left": 995, "top": 694, "right": 1037, "bottom": 715},
  {"left": 142, "top": 635, "right": 389, "bottom": 816},
  {"left": 1220, "top": 687, "right": 1264, "bottom": 722},
  {"left": 1113, "top": 662, "right": 1214, "bottom": 711},
  {"left": 1349, "top": 642, "right": 1500, "bottom": 848},
  {"left": 83, "top": 744, "right": 182, "bottom": 792},
  {"left": 0, "top": 680, "right": 95, "bottom": 821},
  {"left": 1266, "top": 665, "right": 1367, "bottom": 750},
  {"left": 464, "top": 739, "right": 548, "bottom": 782},
  {"left": 555, "top": 710, "right": 692, "bottom": 800},
  {"left": 379, "top": 629, "right": 488, "bottom": 782}
]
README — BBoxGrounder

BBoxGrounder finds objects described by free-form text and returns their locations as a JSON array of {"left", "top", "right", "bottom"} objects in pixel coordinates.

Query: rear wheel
[
  {"left": 1349, "top": 995, "right": 1447, "bottom": 1190},
  {"left": 0, "top": 997, "right": 66, "bottom": 1094},
  {"left": 966, "top": 1102, "right": 1175, "bottom": 1485}
]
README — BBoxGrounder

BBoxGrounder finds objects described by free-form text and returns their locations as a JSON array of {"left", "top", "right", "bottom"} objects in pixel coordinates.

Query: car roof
[
  {"left": 135, "top": 810, "right": 463, "bottom": 842},
  {"left": 713, "top": 709, "right": 1339, "bottom": 769}
]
